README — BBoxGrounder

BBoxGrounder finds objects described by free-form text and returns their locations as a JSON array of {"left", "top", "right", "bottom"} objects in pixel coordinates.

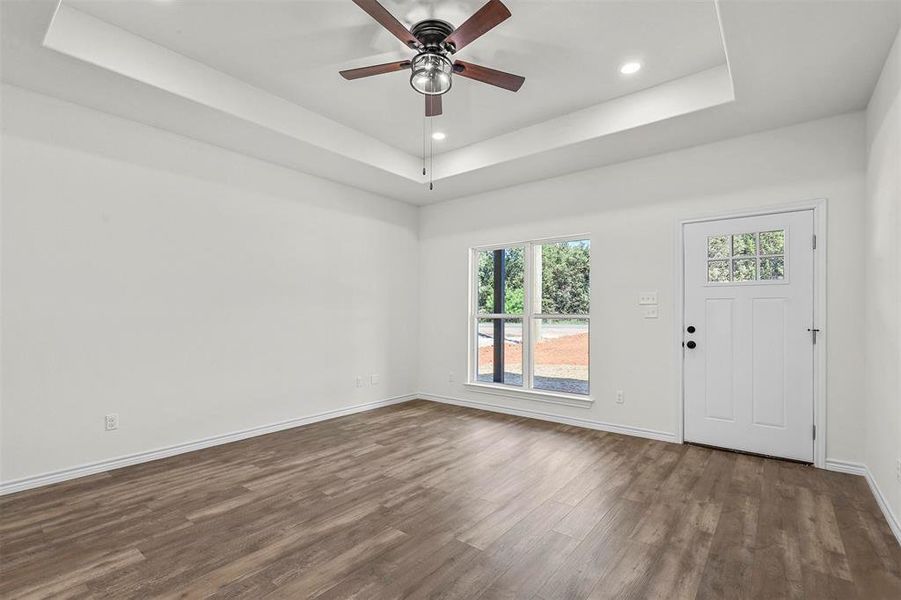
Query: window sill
[{"left": 464, "top": 382, "right": 594, "bottom": 408}]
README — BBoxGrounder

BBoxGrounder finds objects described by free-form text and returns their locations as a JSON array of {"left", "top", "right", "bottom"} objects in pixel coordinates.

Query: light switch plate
[
  {"left": 638, "top": 291, "right": 658, "bottom": 305},
  {"left": 643, "top": 306, "right": 659, "bottom": 319}
]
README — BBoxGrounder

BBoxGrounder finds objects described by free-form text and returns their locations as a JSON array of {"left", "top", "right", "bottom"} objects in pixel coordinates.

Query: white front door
[{"left": 683, "top": 210, "right": 815, "bottom": 462}]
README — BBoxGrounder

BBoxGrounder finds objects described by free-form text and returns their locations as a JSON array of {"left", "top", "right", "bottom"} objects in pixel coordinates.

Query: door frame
[{"left": 673, "top": 199, "right": 827, "bottom": 468}]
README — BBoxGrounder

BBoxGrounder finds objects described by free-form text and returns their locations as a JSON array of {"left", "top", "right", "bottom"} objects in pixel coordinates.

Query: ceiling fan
[{"left": 340, "top": 0, "right": 525, "bottom": 117}]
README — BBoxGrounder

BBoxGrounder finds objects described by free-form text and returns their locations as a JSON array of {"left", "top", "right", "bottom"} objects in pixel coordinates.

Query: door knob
[
  {"left": 687, "top": 325, "right": 696, "bottom": 333},
  {"left": 686, "top": 341, "right": 697, "bottom": 349}
]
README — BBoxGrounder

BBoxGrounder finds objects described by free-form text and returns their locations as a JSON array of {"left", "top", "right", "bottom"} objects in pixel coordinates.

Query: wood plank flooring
[{"left": 1, "top": 400, "right": 899, "bottom": 599}]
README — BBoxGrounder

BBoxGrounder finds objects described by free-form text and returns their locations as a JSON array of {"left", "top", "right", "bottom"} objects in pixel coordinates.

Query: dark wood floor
[{"left": 1, "top": 400, "right": 899, "bottom": 599}]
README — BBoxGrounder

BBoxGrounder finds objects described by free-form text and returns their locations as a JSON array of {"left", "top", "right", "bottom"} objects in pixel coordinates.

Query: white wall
[
  {"left": 0, "top": 80, "right": 885, "bottom": 497},
  {"left": 864, "top": 28, "right": 901, "bottom": 533},
  {"left": 419, "top": 112, "right": 867, "bottom": 464},
  {"left": 0, "top": 85, "right": 420, "bottom": 484}
]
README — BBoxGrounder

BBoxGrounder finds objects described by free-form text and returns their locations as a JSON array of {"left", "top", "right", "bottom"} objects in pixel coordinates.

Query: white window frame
[{"left": 466, "top": 234, "right": 592, "bottom": 408}]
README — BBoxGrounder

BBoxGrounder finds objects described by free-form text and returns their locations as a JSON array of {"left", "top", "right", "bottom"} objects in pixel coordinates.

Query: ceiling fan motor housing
[
  {"left": 411, "top": 19, "right": 456, "bottom": 52},
  {"left": 409, "top": 20, "right": 456, "bottom": 96}
]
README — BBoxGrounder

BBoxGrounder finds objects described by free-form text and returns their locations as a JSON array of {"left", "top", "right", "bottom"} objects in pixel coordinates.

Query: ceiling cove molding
[
  {"left": 43, "top": 3, "right": 424, "bottom": 183},
  {"left": 433, "top": 64, "right": 735, "bottom": 180}
]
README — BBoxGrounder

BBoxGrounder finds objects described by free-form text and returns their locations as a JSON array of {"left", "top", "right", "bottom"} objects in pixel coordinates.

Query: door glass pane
[
  {"left": 535, "top": 240, "right": 590, "bottom": 314},
  {"left": 477, "top": 318, "right": 522, "bottom": 386},
  {"left": 760, "top": 257, "right": 785, "bottom": 280},
  {"left": 707, "top": 235, "right": 730, "bottom": 259},
  {"left": 708, "top": 260, "right": 730, "bottom": 282},
  {"left": 706, "top": 229, "right": 786, "bottom": 283},
  {"left": 732, "top": 233, "right": 757, "bottom": 257},
  {"left": 733, "top": 258, "right": 757, "bottom": 281},
  {"left": 759, "top": 230, "right": 785, "bottom": 255},
  {"left": 476, "top": 248, "right": 524, "bottom": 314},
  {"left": 533, "top": 318, "right": 589, "bottom": 395}
]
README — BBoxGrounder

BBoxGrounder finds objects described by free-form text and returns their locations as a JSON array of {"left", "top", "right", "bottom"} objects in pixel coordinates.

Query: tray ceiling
[
  {"left": 66, "top": 0, "right": 728, "bottom": 156},
  {"left": 2, "top": 0, "right": 899, "bottom": 204}
]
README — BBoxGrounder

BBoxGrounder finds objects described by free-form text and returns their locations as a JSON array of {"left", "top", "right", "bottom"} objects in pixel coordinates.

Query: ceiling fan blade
[
  {"left": 453, "top": 61, "right": 524, "bottom": 91},
  {"left": 340, "top": 60, "right": 411, "bottom": 80},
  {"left": 351, "top": 0, "right": 419, "bottom": 48},
  {"left": 425, "top": 94, "right": 443, "bottom": 117},
  {"left": 443, "top": 0, "right": 511, "bottom": 52}
]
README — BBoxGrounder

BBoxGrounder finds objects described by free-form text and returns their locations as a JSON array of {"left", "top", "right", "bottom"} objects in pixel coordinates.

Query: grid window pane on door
[
  {"left": 471, "top": 238, "right": 590, "bottom": 396},
  {"left": 706, "top": 230, "right": 786, "bottom": 283}
]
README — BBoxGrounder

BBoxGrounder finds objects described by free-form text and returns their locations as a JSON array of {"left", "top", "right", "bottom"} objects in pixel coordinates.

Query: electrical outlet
[
  {"left": 616, "top": 390, "right": 624, "bottom": 404},
  {"left": 643, "top": 306, "right": 659, "bottom": 319},
  {"left": 448, "top": 372, "right": 455, "bottom": 383},
  {"left": 638, "top": 291, "right": 658, "bottom": 305},
  {"left": 370, "top": 374, "right": 380, "bottom": 385},
  {"left": 105, "top": 413, "right": 119, "bottom": 431},
  {"left": 355, "top": 376, "right": 363, "bottom": 388},
  {"left": 896, "top": 458, "right": 901, "bottom": 483}
]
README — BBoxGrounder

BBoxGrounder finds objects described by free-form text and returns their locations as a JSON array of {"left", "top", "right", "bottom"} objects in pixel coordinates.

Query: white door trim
[{"left": 673, "top": 199, "right": 827, "bottom": 468}]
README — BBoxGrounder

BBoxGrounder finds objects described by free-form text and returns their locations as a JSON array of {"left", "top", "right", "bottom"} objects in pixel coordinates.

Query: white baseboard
[
  {"left": 419, "top": 392, "right": 678, "bottom": 444},
  {"left": 0, "top": 394, "right": 417, "bottom": 496},
  {"left": 825, "top": 459, "right": 900, "bottom": 546},
  {"left": 824, "top": 459, "right": 868, "bottom": 476},
  {"left": 864, "top": 467, "right": 901, "bottom": 545}
]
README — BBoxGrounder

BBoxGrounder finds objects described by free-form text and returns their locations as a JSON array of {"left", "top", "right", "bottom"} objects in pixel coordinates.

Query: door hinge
[
  {"left": 812, "top": 424, "right": 817, "bottom": 440},
  {"left": 812, "top": 234, "right": 817, "bottom": 249},
  {"left": 807, "top": 328, "right": 820, "bottom": 344}
]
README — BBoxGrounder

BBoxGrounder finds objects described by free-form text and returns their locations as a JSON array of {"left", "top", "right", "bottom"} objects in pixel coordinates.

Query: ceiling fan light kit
[{"left": 410, "top": 52, "right": 453, "bottom": 95}]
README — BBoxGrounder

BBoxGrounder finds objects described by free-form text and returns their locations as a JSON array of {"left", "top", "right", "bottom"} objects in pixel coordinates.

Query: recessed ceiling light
[
  {"left": 432, "top": 132, "right": 446, "bottom": 141},
  {"left": 619, "top": 61, "right": 642, "bottom": 75}
]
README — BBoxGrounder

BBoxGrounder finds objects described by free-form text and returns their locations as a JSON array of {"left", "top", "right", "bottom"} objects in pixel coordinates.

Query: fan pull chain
[
  {"left": 422, "top": 115, "right": 427, "bottom": 177},
  {"left": 429, "top": 118, "right": 434, "bottom": 191}
]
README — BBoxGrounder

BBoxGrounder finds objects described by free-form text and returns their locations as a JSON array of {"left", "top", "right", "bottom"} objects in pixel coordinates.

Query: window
[
  {"left": 707, "top": 230, "right": 785, "bottom": 283},
  {"left": 471, "top": 238, "right": 590, "bottom": 397}
]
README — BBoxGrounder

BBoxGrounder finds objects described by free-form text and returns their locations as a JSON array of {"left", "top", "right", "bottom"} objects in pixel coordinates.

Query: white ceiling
[
  {"left": 1, "top": 1, "right": 899, "bottom": 204},
  {"left": 65, "top": 0, "right": 727, "bottom": 156}
]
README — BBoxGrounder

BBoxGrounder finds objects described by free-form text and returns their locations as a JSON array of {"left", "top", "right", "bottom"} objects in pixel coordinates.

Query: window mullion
[
  {"left": 524, "top": 242, "right": 534, "bottom": 390},
  {"left": 470, "top": 249, "right": 478, "bottom": 383}
]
